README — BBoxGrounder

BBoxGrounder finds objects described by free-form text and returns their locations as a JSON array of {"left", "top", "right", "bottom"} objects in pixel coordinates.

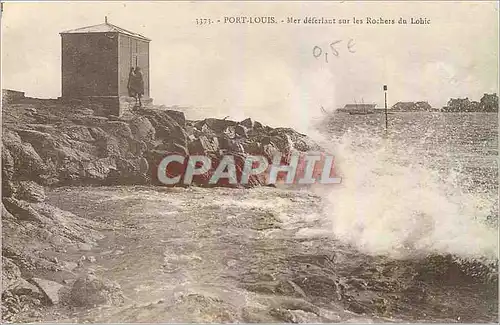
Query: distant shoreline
[{"left": 335, "top": 109, "right": 498, "bottom": 113}]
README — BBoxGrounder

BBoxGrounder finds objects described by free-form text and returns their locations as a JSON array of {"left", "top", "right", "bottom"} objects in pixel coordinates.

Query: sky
[{"left": 2, "top": 1, "right": 498, "bottom": 127}]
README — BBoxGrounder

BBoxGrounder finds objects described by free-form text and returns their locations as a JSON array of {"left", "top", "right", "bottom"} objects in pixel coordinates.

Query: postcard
[{"left": 1, "top": 1, "right": 498, "bottom": 323}]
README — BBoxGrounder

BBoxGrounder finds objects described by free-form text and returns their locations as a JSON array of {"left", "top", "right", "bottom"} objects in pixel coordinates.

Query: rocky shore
[{"left": 1, "top": 98, "right": 320, "bottom": 321}]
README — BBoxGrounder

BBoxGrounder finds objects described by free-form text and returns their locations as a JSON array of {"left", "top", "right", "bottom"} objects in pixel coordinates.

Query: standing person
[
  {"left": 130, "top": 67, "right": 145, "bottom": 107},
  {"left": 127, "top": 67, "right": 137, "bottom": 99}
]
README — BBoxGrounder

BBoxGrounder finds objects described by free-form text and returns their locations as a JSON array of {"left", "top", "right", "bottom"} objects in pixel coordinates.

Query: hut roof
[{"left": 61, "top": 22, "right": 151, "bottom": 41}]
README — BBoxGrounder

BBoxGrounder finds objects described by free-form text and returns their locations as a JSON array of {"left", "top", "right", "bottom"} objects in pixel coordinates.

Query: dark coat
[{"left": 128, "top": 70, "right": 144, "bottom": 96}]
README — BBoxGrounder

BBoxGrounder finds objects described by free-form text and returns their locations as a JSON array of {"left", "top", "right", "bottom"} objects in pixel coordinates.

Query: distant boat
[
  {"left": 344, "top": 104, "right": 376, "bottom": 115},
  {"left": 343, "top": 100, "right": 377, "bottom": 115},
  {"left": 349, "top": 111, "right": 375, "bottom": 115}
]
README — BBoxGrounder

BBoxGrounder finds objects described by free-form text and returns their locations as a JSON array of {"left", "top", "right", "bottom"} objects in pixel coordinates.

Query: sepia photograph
[{"left": 1, "top": 1, "right": 498, "bottom": 323}]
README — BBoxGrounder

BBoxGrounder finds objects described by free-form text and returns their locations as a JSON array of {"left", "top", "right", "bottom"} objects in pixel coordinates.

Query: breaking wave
[{"left": 308, "top": 126, "right": 498, "bottom": 262}]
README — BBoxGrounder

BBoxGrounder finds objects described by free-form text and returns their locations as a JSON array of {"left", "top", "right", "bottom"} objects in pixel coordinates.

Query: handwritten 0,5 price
[{"left": 313, "top": 39, "right": 356, "bottom": 63}]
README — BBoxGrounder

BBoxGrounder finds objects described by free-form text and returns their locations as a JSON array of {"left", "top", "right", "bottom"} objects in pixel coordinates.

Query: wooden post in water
[{"left": 383, "top": 84, "right": 388, "bottom": 131}]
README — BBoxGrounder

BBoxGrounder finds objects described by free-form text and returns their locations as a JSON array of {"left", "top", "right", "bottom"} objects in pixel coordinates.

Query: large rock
[
  {"left": 241, "top": 141, "right": 263, "bottom": 155},
  {"left": 81, "top": 157, "right": 117, "bottom": 182},
  {"left": 3, "top": 131, "right": 48, "bottom": 182},
  {"left": 17, "top": 181, "right": 46, "bottom": 202},
  {"left": 3, "top": 198, "right": 46, "bottom": 223},
  {"left": 270, "top": 127, "right": 320, "bottom": 152},
  {"left": 164, "top": 109, "right": 186, "bottom": 127},
  {"left": 61, "top": 125, "right": 95, "bottom": 142},
  {"left": 188, "top": 135, "right": 220, "bottom": 155},
  {"left": 69, "top": 274, "right": 124, "bottom": 307},
  {"left": 2, "top": 203, "right": 16, "bottom": 221},
  {"left": 140, "top": 110, "right": 187, "bottom": 145},
  {"left": 29, "top": 277, "right": 64, "bottom": 305},
  {"left": 217, "top": 135, "right": 244, "bottom": 153},
  {"left": 223, "top": 125, "right": 236, "bottom": 139},
  {"left": 235, "top": 124, "right": 248, "bottom": 138},
  {"left": 129, "top": 116, "right": 155, "bottom": 142},
  {"left": 263, "top": 143, "right": 281, "bottom": 161},
  {"left": 16, "top": 129, "right": 59, "bottom": 158},
  {"left": 107, "top": 157, "right": 150, "bottom": 184},
  {"left": 153, "top": 141, "right": 189, "bottom": 156},
  {"left": 105, "top": 121, "right": 133, "bottom": 139},
  {"left": 88, "top": 127, "right": 108, "bottom": 141},
  {"left": 195, "top": 118, "right": 237, "bottom": 134},
  {"left": 11, "top": 278, "right": 42, "bottom": 298},
  {"left": 240, "top": 117, "right": 253, "bottom": 129}
]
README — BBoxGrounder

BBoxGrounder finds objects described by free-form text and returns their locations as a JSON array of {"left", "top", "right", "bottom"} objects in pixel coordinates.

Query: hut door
[{"left": 130, "top": 38, "right": 139, "bottom": 69}]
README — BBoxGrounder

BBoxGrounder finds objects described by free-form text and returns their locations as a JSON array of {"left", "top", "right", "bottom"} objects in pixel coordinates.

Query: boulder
[
  {"left": 240, "top": 117, "right": 253, "bottom": 129},
  {"left": 164, "top": 110, "right": 186, "bottom": 127},
  {"left": 129, "top": 116, "right": 155, "bottom": 142},
  {"left": 109, "top": 157, "right": 150, "bottom": 184},
  {"left": 269, "top": 134, "right": 292, "bottom": 154},
  {"left": 2, "top": 203, "right": 16, "bottom": 221},
  {"left": 3, "top": 133, "right": 48, "bottom": 181},
  {"left": 61, "top": 261, "right": 78, "bottom": 272},
  {"left": 199, "top": 123, "right": 217, "bottom": 137},
  {"left": 188, "top": 136, "right": 220, "bottom": 155},
  {"left": 195, "top": 118, "right": 237, "bottom": 133},
  {"left": 61, "top": 125, "right": 95, "bottom": 142},
  {"left": 217, "top": 135, "right": 245, "bottom": 153},
  {"left": 263, "top": 143, "right": 281, "bottom": 161},
  {"left": 17, "top": 181, "right": 46, "bottom": 202},
  {"left": 141, "top": 110, "right": 188, "bottom": 145},
  {"left": 154, "top": 141, "right": 189, "bottom": 156},
  {"left": 96, "top": 135, "right": 132, "bottom": 159},
  {"left": 241, "top": 141, "right": 262, "bottom": 155},
  {"left": 3, "top": 198, "right": 46, "bottom": 223},
  {"left": 11, "top": 278, "right": 42, "bottom": 297},
  {"left": 269, "top": 127, "right": 319, "bottom": 152},
  {"left": 81, "top": 157, "right": 117, "bottom": 182},
  {"left": 88, "top": 127, "right": 108, "bottom": 141},
  {"left": 29, "top": 277, "right": 64, "bottom": 305},
  {"left": 105, "top": 121, "right": 133, "bottom": 139},
  {"left": 69, "top": 274, "right": 124, "bottom": 307},
  {"left": 235, "top": 124, "right": 248, "bottom": 138},
  {"left": 16, "top": 129, "right": 59, "bottom": 158},
  {"left": 223, "top": 125, "right": 236, "bottom": 139}
]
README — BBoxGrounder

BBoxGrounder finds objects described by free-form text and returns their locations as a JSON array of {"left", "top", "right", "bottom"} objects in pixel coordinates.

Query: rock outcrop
[
  {"left": 69, "top": 274, "right": 124, "bottom": 307},
  {"left": 2, "top": 99, "right": 321, "bottom": 191}
]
